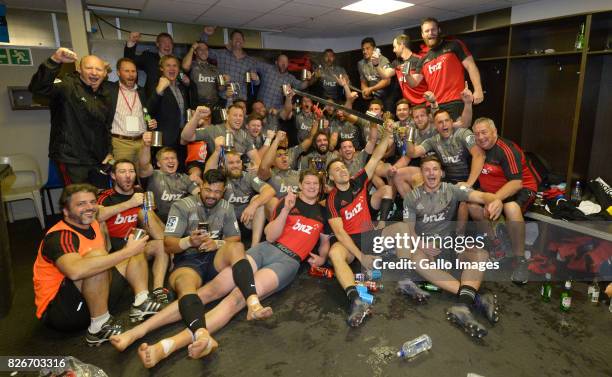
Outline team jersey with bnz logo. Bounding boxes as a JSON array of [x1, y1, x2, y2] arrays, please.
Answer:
[[225, 172, 268, 217], [420, 127, 476, 183], [273, 196, 330, 261], [97, 189, 140, 240], [164, 195, 240, 256], [327, 169, 374, 235], [147, 170, 198, 222], [415, 39, 471, 105], [403, 182, 473, 237]]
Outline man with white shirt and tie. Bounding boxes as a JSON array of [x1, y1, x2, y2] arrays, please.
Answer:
[[108, 58, 156, 164]]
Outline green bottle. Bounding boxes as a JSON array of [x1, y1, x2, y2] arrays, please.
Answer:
[[420, 282, 441, 292], [540, 273, 552, 302], [574, 23, 585, 50], [143, 107, 152, 123], [560, 280, 572, 311]]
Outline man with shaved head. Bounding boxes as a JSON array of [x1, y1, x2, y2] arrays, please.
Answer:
[[29, 47, 114, 187]]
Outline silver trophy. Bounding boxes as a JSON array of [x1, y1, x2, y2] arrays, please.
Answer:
[[151, 131, 163, 147], [125, 227, 147, 241], [301, 69, 308, 81], [225, 131, 235, 151], [282, 84, 291, 96], [143, 191, 156, 211]]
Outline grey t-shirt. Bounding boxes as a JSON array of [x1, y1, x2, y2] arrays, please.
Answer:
[[286, 144, 304, 170], [344, 150, 370, 177], [337, 121, 365, 150], [164, 195, 240, 256], [403, 182, 473, 237], [295, 111, 317, 143], [358, 55, 390, 98], [318, 65, 348, 101], [420, 128, 476, 183], [269, 168, 300, 198], [196, 124, 255, 158], [225, 172, 268, 217], [190, 60, 220, 105], [147, 170, 198, 222]]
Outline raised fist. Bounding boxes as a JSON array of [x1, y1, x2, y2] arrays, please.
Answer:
[[127, 32, 141, 47], [51, 48, 77, 64]]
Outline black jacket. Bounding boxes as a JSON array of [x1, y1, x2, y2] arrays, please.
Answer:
[[28, 58, 112, 165], [124, 45, 161, 98], [146, 83, 189, 149], [106, 81, 148, 129]]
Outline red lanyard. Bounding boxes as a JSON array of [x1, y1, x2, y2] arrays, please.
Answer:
[[119, 86, 137, 114]]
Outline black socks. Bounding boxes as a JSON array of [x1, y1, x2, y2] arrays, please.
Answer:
[[345, 286, 359, 303], [379, 198, 393, 221], [458, 285, 477, 306], [178, 294, 206, 333], [232, 259, 257, 300]]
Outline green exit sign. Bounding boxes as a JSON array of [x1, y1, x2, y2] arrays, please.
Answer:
[[0, 47, 32, 66]]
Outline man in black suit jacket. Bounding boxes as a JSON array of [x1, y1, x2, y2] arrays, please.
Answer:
[[124, 31, 175, 98], [147, 55, 189, 170], [108, 58, 155, 164]]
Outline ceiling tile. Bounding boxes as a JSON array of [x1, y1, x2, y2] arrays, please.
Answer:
[[196, 5, 265, 25], [292, 0, 356, 8], [270, 2, 335, 18], [245, 13, 311, 29], [141, 0, 215, 23], [423, 0, 498, 12], [216, 0, 288, 12], [86, 0, 148, 9]]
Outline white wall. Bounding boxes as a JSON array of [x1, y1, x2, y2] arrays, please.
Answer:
[[262, 30, 399, 52], [511, 0, 611, 24], [0, 48, 59, 221]]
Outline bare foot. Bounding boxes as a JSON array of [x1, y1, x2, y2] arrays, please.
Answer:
[[246, 303, 273, 321], [187, 328, 218, 359], [110, 327, 145, 352], [138, 342, 166, 369]]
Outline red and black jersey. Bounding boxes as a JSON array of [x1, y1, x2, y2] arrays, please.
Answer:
[[273, 197, 330, 261], [327, 169, 374, 235], [415, 39, 471, 105], [97, 188, 140, 243], [391, 54, 428, 105], [479, 137, 541, 194]]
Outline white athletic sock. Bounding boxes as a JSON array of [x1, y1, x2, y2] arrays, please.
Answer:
[[133, 290, 149, 306], [89, 312, 110, 334]]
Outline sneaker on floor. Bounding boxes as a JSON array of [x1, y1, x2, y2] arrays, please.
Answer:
[[396, 278, 430, 303], [473, 292, 500, 324], [511, 258, 529, 285], [85, 316, 123, 346], [446, 304, 488, 338], [129, 297, 163, 323], [347, 298, 372, 328], [152, 287, 170, 304]]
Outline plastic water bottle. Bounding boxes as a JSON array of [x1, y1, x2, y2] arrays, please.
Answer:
[[541, 273, 552, 302], [570, 181, 582, 204], [560, 280, 572, 312], [397, 334, 432, 359]]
